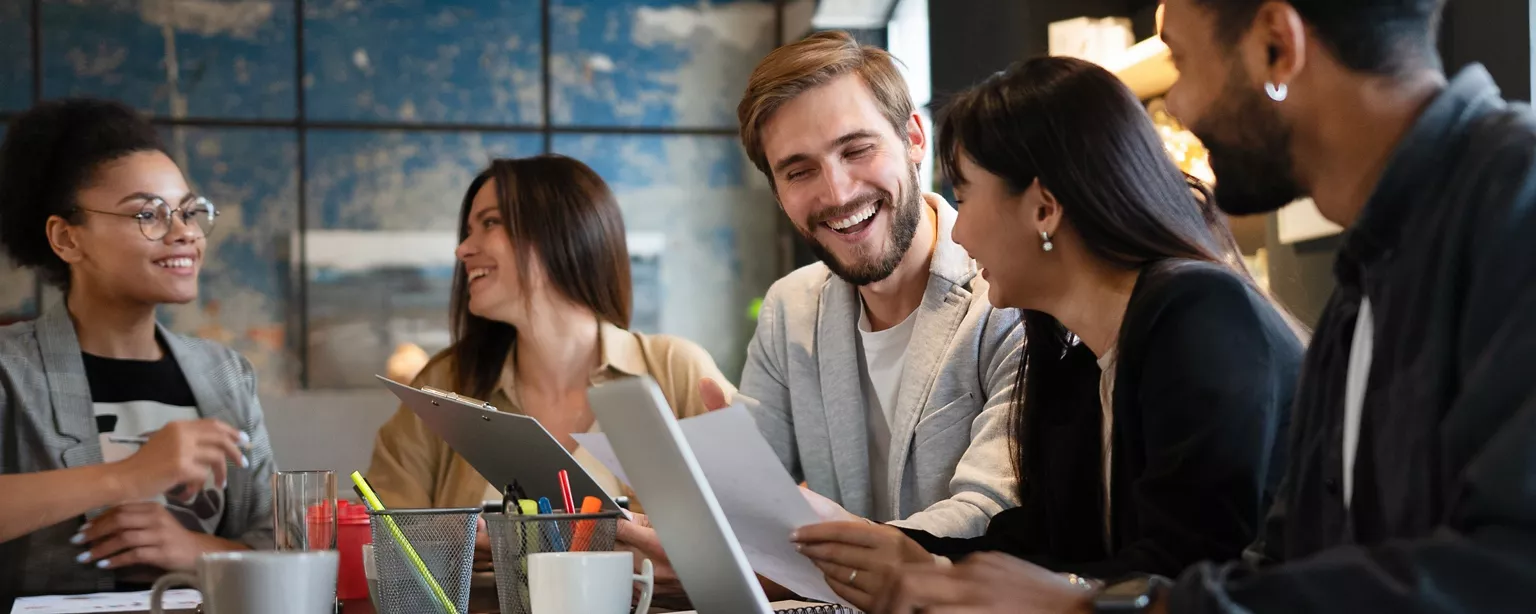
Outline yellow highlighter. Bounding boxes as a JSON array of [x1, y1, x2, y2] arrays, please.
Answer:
[[517, 499, 540, 574], [350, 471, 461, 614]]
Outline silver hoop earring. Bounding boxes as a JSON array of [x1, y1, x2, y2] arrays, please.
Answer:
[[1040, 231, 1054, 252], [1265, 81, 1289, 102]]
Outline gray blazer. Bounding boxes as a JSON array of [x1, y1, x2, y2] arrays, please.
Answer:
[[741, 196, 1024, 538], [0, 307, 276, 600]]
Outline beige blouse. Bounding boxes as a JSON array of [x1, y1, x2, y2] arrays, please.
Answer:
[[1098, 347, 1118, 550], [365, 321, 734, 514]]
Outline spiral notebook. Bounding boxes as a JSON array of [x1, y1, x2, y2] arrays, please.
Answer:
[[774, 602, 858, 613], [670, 601, 857, 613]]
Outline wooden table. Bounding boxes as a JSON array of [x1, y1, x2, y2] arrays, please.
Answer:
[[53, 571, 695, 614]]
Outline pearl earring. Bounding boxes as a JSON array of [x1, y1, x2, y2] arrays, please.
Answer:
[[1040, 231, 1054, 252], [1265, 81, 1289, 102]]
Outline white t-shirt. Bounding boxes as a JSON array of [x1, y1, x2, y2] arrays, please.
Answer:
[[1343, 298, 1375, 510], [857, 301, 919, 523], [85, 351, 226, 536]]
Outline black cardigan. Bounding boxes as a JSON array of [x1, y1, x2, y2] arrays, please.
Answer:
[[904, 260, 1303, 581]]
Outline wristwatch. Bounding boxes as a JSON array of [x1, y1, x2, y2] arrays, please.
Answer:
[[1092, 574, 1171, 613]]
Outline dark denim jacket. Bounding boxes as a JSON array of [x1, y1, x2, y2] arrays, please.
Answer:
[[1172, 64, 1536, 613]]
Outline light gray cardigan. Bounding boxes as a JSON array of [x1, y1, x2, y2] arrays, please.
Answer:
[[0, 307, 276, 600], [740, 196, 1024, 538]]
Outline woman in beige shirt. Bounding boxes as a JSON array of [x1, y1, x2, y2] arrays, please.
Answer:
[[366, 154, 733, 513]]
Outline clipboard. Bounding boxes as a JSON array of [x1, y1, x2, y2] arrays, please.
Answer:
[[375, 375, 621, 512]]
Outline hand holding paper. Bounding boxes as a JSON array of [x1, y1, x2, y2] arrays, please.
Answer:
[[792, 521, 937, 610], [578, 406, 846, 605]]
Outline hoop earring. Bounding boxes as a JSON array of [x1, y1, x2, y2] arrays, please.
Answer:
[[1040, 231, 1054, 252], [1265, 81, 1289, 102]]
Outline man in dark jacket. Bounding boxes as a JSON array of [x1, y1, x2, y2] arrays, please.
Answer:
[[872, 0, 1536, 612]]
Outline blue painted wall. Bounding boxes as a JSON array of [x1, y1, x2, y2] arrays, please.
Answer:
[[0, 0, 781, 390]]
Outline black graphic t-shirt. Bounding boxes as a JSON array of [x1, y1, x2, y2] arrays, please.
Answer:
[[84, 350, 226, 536]]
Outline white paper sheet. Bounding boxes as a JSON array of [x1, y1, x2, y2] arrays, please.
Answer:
[[799, 485, 860, 523], [580, 408, 845, 605], [11, 589, 201, 613], [686, 408, 845, 604], [572, 431, 630, 487], [570, 432, 635, 521], [577, 422, 858, 523]]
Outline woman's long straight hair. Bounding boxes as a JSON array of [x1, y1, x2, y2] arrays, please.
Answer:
[[936, 56, 1295, 508], [444, 155, 633, 398]]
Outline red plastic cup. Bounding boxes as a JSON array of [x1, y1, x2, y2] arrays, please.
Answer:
[[334, 500, 373, 600], [303, 502, 337, 549]]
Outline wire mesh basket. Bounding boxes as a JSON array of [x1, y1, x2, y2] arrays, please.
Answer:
[[486, 510, 623, 614], [368, 508, 479, 614]]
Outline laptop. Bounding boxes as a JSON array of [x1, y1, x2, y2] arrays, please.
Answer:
[[587, 376, 853, 614], [375, 375, 620, 511]]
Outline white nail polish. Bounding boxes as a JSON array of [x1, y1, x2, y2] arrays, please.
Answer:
[[95, 560, 109, 569], [69, 533, 85, 545], [240, 454, 250, 468], [76, 551, 90, 563], [238, 432, 251, 446]]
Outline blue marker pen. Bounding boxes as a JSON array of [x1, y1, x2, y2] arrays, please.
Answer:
[[537, 497, 568, 551]]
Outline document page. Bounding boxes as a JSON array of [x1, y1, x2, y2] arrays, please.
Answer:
[[11, 589, 200, 613], [575, 407, 845, 605]]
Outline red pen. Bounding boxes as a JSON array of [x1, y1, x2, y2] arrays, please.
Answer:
[[557, 469, 575, 515]]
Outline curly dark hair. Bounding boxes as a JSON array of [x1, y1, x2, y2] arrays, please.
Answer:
[[0, 98, 166, 288]]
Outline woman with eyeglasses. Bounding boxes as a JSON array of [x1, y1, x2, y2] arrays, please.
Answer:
[[0, 99, 276, 606]]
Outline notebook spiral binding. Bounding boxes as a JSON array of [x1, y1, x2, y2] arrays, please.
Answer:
[[775, 605, 856, 614]]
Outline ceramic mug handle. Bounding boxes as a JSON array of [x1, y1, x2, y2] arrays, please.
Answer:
[[150, 571, 201, 614], [632, 558, 655, 614]]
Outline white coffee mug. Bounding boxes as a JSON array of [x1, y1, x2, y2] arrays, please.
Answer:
[[150, 551, 339, 614], [528, 551, 654, 614]]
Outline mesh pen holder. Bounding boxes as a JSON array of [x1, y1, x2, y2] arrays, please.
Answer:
[[368, 508, 479, 614], [487, 510, 623, 614]]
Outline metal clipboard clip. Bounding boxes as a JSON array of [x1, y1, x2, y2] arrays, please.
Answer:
[[420, 385, 497, 411]]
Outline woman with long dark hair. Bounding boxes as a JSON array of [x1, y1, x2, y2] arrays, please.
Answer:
[[365, 155, 731, 564], [0, 99, 275, 606], [791, 56, 1304, 610]]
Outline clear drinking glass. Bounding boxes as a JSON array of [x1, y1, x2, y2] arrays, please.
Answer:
[[272, 470, 338, 551]]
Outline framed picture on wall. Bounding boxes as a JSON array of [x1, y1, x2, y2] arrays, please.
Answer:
[[301, 230, 459, 390]]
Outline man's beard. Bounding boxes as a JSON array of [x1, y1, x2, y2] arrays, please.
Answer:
[[1190, 63, 1305, 216], [799, 165, 923, 286]]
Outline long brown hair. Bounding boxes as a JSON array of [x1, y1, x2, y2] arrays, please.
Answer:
[[446, 155, 632, 398], [938, 56, 1299, 506]]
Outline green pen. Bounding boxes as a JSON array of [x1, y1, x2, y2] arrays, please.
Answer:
[[351, 472, 460, 614]]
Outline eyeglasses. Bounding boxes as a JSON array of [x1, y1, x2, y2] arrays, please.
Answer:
[[76, 195, 219, 241]]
